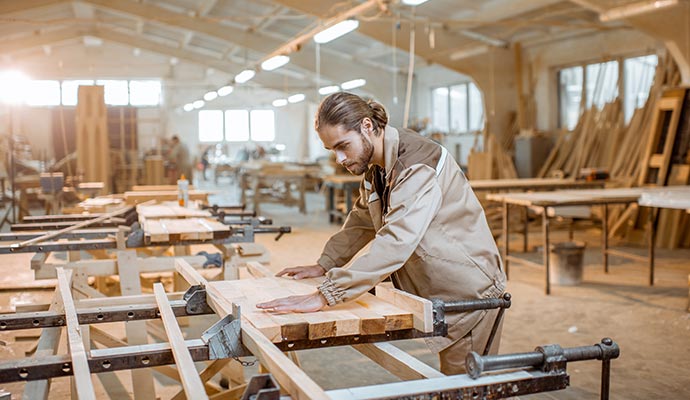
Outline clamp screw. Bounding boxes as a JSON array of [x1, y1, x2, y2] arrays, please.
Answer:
[[601, 338, 613, 346]]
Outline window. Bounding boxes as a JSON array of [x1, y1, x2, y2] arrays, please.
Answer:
[[96, 80, 129, 106], [225, 110, 250, 142], [585, 61, 618, 109], [432, 87, 449, 132], [129, 80, 161, 106], [624, 55, 658, 123], [432, 82, 484, 134], [558, 66, 583, 131], [61, 80, 95, 106], [199, 109, 275, 143], [250, 110, 275, 141], [557, 54, 658, 129], [198, 110, 224, 142], [25, 80, 61, 106]]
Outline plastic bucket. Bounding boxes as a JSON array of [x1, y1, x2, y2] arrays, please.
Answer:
[[549, 241, 586, 286]]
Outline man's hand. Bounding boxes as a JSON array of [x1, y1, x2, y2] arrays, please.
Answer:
[[256, 291, 327, 313], [275, 264, 326, 280]]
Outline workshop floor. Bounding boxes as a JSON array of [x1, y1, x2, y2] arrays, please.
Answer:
[[0, 176, 689, 399]]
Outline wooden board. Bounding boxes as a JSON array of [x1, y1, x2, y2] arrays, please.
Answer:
[[124, 190, 209, 205], [137, 204, 211, 220], [143, 218, 230, 243], [207, 277, 416, 343]]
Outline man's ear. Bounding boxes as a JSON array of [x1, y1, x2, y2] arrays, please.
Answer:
[[361, 117, 374, 135]]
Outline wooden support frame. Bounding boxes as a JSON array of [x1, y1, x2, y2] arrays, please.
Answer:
[[353, 342, 444, 381], [56, 267, 97, 400], [153, 283, 209, 400]]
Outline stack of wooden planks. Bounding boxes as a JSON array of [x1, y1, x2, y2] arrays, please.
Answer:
[[75, 86, 111, 194], [207, 277, 420, 343], [142, 218, 230, 243], [467, 133, 519, 180], [124, 190, 209, 205], [62, 196, 124, 214], [136, 203, 211, 222]]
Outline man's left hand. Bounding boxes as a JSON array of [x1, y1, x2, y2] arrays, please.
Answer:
[[256, 291, 327, 313]]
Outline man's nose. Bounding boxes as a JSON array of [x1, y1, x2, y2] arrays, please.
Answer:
[[335, 151, 347, 164]]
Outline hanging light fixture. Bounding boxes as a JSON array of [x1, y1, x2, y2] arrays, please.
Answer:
[[313, 19, 359, 44], [203, 91, 218, 101], [288, 93, 305, 103], [341, 79, 366, 90], [272, 98, 288, 107], [235, 69, 255, 83], [261, 55, 290, 71], [217, 85, 233, 96], [319, 85, 340, 95]]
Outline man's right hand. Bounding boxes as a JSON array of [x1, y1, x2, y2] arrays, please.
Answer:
[[275, 264, 326, 280]]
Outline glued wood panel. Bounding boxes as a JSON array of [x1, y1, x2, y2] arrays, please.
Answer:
[[207, 277, 415, 343]]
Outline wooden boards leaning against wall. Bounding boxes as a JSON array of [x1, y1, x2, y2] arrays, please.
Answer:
[[76, 86, 111, 194]]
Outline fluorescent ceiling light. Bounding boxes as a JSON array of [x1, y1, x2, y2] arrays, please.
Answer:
[[402, 0, 430, 5], [203, 91, 218, 101], [193, 100, 205, 109], [319, 85, 340, 95], [272, 99, 288, 107], [235, 69, 255, 83], [288, 93, 305, 103], [261, 55, 290, 71], [217, 85, 233, 96], [341, 78, 366, 90], [313, 19, 359, 44], [599, 0, 678, 22], [183, 103, 194, 112]]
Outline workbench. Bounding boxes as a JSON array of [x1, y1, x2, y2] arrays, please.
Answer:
[[239, 161, 322, 214], [0, 259, 620, 399], [323, 174, 362, 223], [487, 186, 690, 295]]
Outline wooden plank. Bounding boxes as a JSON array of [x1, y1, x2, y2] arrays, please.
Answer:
[[153, 283, 209, 400], [170, 360, 231, 400], [353, 342, 444, 380], [22, 289, 63, 400], [245, 261, 274, 279], [56, 267, 97, 400], [117, 250, 156, 399], [175, 258, 209, 287], [375, 284, 433, 333]]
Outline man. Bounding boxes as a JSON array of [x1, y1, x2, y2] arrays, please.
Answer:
[[167, 135, 193, 181], [257, 92, 506, 374]]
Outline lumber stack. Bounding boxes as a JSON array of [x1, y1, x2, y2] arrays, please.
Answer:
[[467, 133, 519, 180], [76, 86, 111, 194], [142, 217, 230, 243]]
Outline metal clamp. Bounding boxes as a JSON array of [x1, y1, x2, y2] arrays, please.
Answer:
[[201, 303, 252, 362], [182, 285, 214, 315], [240, 374, 280, 400], [432, 292, 512, 354]]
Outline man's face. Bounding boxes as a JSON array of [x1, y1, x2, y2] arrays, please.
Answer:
[[318, 123, 374, 175]]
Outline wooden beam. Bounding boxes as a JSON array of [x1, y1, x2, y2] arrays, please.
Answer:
[[353, 342, 444, 380], [174, 258, 209, 287], [245, 261, 273, 279], [0, 0, 66, 15], [56, 267, 97, 400], [375, 284, 433, 333], [153, 283, 209, 400]]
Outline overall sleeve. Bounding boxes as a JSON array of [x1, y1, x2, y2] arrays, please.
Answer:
[[318, 164, 442, 305], [317, 179, 376, 271]]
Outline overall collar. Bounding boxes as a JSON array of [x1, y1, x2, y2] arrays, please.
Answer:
[[382, 125, 399, 182]]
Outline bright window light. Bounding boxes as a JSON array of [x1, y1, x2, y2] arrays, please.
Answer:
[[61, 80, 94, 106], [217, 85, 233, 97], [25, 80, 61, 106], [313, 19, 359, 44], [0, 70, 30, 104], [193, 100, 205, 109], [203, 91, 218, 101], [288, 93, 305, 103], [198, 110, 224, 142], [129, 80, 161, 106], [402, 0, 430, 5], [225, 110, 250, 141], [272, 99, 288, 107], [341, 78, 366, 90], [319, 85, 340, 95], [250, 110, 275, 141], [183, 103, 194, 112], [96, 80, 129, 105], [261, 55, 290, 71], [235, 69, 255, 83]]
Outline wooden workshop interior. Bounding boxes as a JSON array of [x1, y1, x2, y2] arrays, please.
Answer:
[[0, 0, 689, 399]]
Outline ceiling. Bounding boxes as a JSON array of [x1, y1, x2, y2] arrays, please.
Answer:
[[0, 0, 663, 108]]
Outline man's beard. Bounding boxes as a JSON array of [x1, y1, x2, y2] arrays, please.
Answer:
[[345, 132, 374, 175]]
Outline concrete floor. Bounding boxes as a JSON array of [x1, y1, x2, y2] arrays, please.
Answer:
[[1, 175, 689, 399]]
